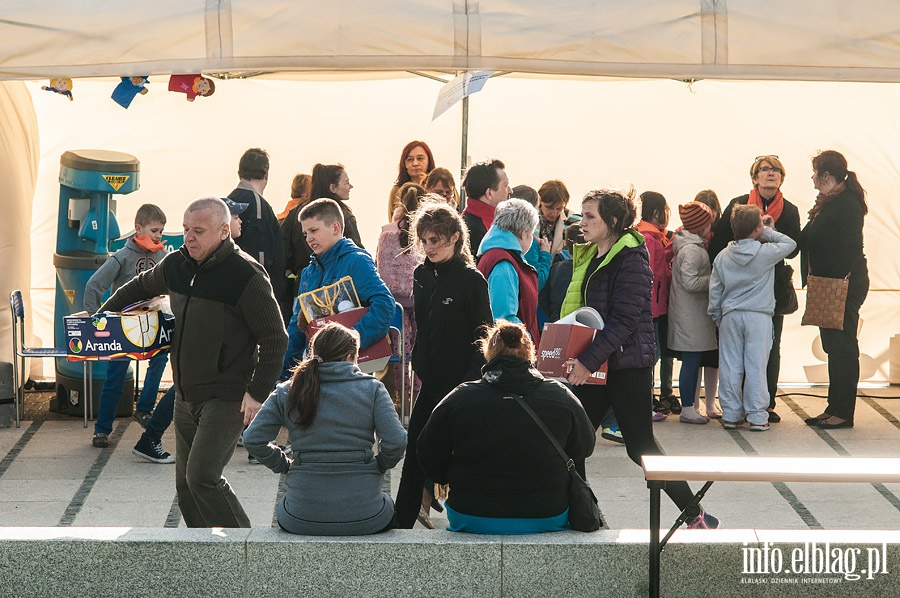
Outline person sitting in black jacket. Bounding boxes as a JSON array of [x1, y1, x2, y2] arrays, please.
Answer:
[[418, 321, 596, 534]]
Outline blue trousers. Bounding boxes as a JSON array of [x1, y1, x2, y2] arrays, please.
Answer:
[[718, 311, 773, 426], [145, 386, 175, 443], [95, 351, 168, 435], [677, 351, 703, 408], [280, 301, 306, 381]]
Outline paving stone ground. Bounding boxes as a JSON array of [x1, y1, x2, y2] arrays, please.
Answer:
[[3, 384, 900, 530]]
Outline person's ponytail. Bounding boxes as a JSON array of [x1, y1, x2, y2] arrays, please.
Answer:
[[844, 171, 868, 214], [286, 323, 360, 429]]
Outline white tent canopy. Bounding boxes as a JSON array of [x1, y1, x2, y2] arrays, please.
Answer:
[[3, 1, 900, 82]]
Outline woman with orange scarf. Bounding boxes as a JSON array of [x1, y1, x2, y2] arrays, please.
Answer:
[[708, 156, 801, 423]]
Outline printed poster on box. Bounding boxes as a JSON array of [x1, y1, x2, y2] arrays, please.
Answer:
[[65, 311, 175, 361]]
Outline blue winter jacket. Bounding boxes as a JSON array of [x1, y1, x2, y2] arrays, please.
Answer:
[[297, 238, 394, 349]]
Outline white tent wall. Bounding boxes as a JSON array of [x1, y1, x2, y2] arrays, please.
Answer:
[[0, 82, 40, 377], [17, 75, 900, 383]]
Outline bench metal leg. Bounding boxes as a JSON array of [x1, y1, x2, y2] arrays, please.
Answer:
[[649, 480, 716, 598], [649, 481, 662, 598]]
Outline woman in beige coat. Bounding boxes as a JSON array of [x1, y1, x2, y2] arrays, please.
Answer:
[[667, 202, 718, 424]]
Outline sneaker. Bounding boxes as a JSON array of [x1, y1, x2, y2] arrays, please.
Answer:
[[652, 398, 669, 415], [679, 412, 709, 424], [601, 427, 625, 444], [132, 435, 175, 464], [132, 410, 152, 428], [652, 411, 668, 422], [767, 410, 781, 423], [721, 419, 742, 430], [248, 453, 260, 465], [748, 422, 770, 432], [687, 509, 719, 529], [92, 432, 108, 448]]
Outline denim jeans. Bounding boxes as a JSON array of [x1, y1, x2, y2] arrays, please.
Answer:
[[677, 351, 703, 408], [145, 386, 175, 443], [280, 301, 306, 380], [94, 351, 168, 435]]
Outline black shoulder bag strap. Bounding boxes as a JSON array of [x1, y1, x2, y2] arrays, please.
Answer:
[[509, 393, 574, 471]]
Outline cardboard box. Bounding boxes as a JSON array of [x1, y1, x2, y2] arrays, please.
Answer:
[[308, 307, 392, 373], [535, 322, 607, 385], [65, 311, 175, 361]]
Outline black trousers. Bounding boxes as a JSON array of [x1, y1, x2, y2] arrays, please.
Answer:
[[394, 381, 449, 528], [820, 294, 865, 421], [574, 367, 701, 517], [766, 315, 784, 409]]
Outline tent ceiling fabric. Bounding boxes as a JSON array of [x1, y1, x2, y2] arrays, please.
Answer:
[[3, 1, 900, 81]]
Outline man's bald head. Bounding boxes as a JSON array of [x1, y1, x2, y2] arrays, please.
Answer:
[[185, 197, 230, 227], [183, 196, 230, 263]]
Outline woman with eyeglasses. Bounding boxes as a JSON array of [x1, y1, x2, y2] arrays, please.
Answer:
[[708, 155, 801, 424], [424, 167, 460, 210]]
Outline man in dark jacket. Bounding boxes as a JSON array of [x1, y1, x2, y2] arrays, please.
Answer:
[[228, 148, 289, 323], [100, 197, 288, 528], [461, 158, 511, 257]]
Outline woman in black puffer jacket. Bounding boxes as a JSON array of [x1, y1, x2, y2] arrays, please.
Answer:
[[561, 188, 719, 529]]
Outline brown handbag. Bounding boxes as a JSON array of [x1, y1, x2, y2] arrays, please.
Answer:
[[801, 272, 850, 331]]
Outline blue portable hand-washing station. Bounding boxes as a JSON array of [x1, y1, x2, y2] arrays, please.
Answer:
[[51, 150, 139, 418]]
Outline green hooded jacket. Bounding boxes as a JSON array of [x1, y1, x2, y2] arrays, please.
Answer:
[[560, 230, 644, 318]]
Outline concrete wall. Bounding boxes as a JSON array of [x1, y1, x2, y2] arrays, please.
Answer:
[[2, 528, 900, 597]]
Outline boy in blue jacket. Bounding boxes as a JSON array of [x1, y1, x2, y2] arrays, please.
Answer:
[[282, 199, 394, 375]]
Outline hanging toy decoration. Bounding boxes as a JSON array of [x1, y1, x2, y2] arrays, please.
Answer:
[[168, 74, 216, 102], [42, 78, 74, 101], [111, 76, 150, 109]]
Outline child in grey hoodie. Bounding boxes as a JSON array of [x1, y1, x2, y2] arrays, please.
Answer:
[[708, 205, 796, 430]]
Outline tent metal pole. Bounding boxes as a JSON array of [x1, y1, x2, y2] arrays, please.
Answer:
[[459, 93, 469, 210]]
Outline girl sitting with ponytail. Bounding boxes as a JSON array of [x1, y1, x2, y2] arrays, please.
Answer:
[[243, 322, 407, 535]]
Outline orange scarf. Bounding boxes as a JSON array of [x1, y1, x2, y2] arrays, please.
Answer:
[[133, 234, 164, 252], [748, 188, 784, 222], [636, 220, 671, 247], [277, 198, 301, 221]]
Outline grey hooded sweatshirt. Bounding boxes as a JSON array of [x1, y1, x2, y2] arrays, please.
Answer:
[[243, 361, 406, 535], [708, 228, 797, 324]]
